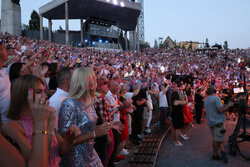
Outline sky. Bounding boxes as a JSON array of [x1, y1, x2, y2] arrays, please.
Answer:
[[1, 0, 250, 49]]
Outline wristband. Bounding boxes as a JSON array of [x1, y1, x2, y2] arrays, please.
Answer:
[[32, 130, 48, 136], [93, 131, 96, 138]]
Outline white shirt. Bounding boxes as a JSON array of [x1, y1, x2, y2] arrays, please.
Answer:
[[146, 92, 153, 110], [125, 92, 134, 113], [0, 68, 11, 123], [125, 92, 133, 101], [106, 90, 120, 123], [159, 91, 168, 108], [49, 88, 68, 129]]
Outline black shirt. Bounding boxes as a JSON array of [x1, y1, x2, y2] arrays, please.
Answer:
[[195, 93, 203, 107]]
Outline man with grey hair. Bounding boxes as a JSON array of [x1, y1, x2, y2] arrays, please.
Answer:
[[49, 67, 73, 129]]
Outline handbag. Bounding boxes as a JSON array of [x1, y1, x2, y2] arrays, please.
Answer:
[[183, 105, 193, 123]]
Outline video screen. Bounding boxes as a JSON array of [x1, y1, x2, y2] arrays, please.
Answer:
[[233, 87, 244, 94]]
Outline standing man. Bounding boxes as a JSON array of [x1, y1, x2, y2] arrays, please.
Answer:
[[195, 89, 204, 124], [0, 43, 11, 124], [204, 87, 233, 163], [49, 67, 73, 129], [132, 82, 147, 144], [106, 81, 128, 164], [94, 78, 111, 166]]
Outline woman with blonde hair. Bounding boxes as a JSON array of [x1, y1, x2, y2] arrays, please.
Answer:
[[59, 67, 111, 167]]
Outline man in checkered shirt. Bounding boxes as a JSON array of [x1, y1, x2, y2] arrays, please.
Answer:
[[94, 78, 112, 166]]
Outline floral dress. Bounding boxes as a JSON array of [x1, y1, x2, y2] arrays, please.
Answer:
[[58, 98, 103, 167]]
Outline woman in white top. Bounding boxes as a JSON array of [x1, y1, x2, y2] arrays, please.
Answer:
[[145, 87, 153, 133]]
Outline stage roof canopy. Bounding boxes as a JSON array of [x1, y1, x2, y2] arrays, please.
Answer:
[[39, 0, 141, 31]]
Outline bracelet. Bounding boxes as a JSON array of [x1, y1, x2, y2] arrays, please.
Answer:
[[93, 131, 96, 139], [32, 130, 48, 136]]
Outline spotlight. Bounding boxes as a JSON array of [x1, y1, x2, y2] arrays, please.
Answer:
[[113, 0, 118, 5], [106, 0, 110, 2], [99, 39, 103, 43], [120, 1, 125, 7], [85, 39, 88, 43], [92, 41, 96, 45], [105, 40, 109, 43]]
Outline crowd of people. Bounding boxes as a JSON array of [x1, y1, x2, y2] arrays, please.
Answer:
[[0, 32, 249, 166]]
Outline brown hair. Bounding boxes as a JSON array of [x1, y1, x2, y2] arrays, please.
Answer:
[[7, 75, 44, 120], [171, 91, 180, 106]]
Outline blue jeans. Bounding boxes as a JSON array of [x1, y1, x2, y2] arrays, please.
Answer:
[[160, 107, 168, 125]]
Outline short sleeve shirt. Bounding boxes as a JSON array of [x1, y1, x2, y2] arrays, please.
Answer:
[[0, 68, 11, 123], [204, 95, 225, 127]]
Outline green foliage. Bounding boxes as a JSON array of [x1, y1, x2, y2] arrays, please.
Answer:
[[181, 44, 186, 50], [29, 10, 40, 30], [188, 41, 193, 50], [205, 38, 210, 48], [154, 39, 158, 48], [223, 41, 228, 50], [21, 24, 29, 31], [140, 42, 150, 49]]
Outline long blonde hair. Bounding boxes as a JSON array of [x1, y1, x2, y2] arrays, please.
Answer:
[[68, 67, 97, 106]]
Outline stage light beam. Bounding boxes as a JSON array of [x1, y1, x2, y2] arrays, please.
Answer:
[[113, 0, 118, 5], [120, 1, 125, 7]]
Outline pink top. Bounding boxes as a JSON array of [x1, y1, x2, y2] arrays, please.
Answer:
[[20, 115, 61, 167]]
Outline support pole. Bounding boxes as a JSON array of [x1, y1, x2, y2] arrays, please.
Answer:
[[65, 2, 69, 45], [80, 19, 84, 42], [129, 31, 133, 50], [133, 30, 136, 50], [40, 15, 43, 41], [136, 18, 140, 51], [48, 19, 52, 42], [125, 31, 128, 50]]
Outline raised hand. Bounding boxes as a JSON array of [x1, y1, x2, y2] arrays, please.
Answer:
[[28, 88, 49, 131], [41, 65, 49, 77]]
